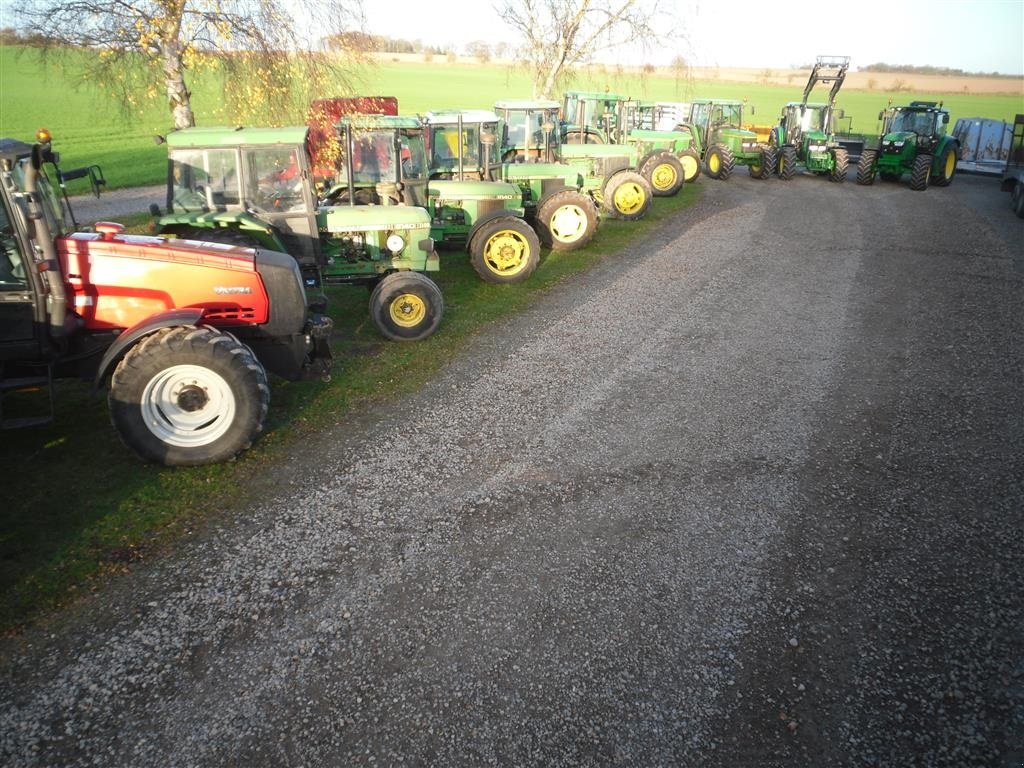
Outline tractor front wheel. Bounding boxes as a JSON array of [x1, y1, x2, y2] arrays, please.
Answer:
[[830, 148, 849, 183], [778, 146, 798, 180], [856, 149, 878, 185], [909, 153, 932, 191], [470, 217, 541, 283], [108, 326, 269, 466], [749, 147, 777, 179], [602, 171, 652, 221], [536, 190, 599, 251], [369, 271, 444, 340], [1014, 183, 1024, 219], [704, 144, 734, 180], [641, 152, 685, 196], [677, 148, 701, 182], [932, 145, 957, 187]]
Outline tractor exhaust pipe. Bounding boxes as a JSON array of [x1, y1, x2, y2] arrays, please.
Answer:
[[25, 135, 68, 338], [345, 123, 355, 207]]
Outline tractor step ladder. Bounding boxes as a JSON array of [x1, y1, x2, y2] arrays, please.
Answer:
[[0, 361, 55, 429]]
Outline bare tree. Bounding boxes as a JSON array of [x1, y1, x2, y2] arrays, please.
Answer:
[[14, 0, 366, 129], [495, 0, 670, 99]]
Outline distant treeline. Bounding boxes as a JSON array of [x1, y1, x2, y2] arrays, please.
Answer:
[[858, 62, 1016, 79]]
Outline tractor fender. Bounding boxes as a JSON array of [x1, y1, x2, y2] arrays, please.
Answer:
[[933, 136, 960, 166], [92, 308, 205, 391], [637, 150, 667, 171], [467, 209, 526, 245], [536, 185, 580, 209], [157, 211, 283, 251]]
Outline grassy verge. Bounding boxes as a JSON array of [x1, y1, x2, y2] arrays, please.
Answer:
[[0, 188, 698, 632]]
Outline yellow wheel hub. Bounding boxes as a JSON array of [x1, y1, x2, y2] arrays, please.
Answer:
[[389, 292, 427, 328], [708, 154, 720, 174], [944, 151, 955, 178], [613, 183, 645, 215], [484, 230, 529, 276], [550, 205, 587, 243], [651, 163, 678, 191], [681, 156, 699, 180]]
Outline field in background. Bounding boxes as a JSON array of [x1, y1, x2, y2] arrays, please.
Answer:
[[1, 45, 1021, 192]]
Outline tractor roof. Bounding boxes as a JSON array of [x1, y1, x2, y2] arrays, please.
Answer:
[[166, 125, 309, 148], [563, 90, 628, 101], [494, 100, 560, 111], [894, 103, 948, 113], [691, 98, 744, 106], [785, 102, 828, 108], [336, 114, 422, 130], [0, 138, 32, 167], [423, 110, 500, 125]]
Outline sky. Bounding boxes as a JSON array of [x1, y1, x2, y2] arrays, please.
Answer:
[[362, 0, 1024, 76]]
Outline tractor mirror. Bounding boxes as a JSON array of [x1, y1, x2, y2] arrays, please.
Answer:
[[942, 114, 949, 124], [749, 105, 755, 115], [878, 111, 884, 120], [835, 109, 845, 119]]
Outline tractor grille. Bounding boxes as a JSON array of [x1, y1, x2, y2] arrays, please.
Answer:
[[475, 199, 504, 218], [203, 307, 257, 321]]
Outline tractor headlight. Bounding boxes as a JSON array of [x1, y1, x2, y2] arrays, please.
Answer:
[[894, 141, 905, 147], [386, 233, 406, 254]]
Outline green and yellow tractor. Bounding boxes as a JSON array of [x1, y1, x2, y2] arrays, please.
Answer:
[[684, 99, 775, 180], [856, 101, 959, 191], [771, 56, 851, 182]]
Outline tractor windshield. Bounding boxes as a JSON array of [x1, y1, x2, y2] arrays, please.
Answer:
[[168, 148, 241, 213], [503, 109, 559, 155], [890, 110, 936, 136], [430, 124, 481, 169], [692, 102, 743, 130], [243, 146, 307, 213], [7, 158, 69, 237], [336, 129, 426, 185]]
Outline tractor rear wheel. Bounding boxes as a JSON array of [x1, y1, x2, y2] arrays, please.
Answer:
[[470, 217, 541, 283], [108, 326, 269, 466], [830, 148, 849, 183], [641, 151, 685, 196], [602, 171, 652, 220], [1012, 183, 1024, 219], [777, 146, 798, 180], [536, 189, 599, 251], [369, 271, 444, 340], [909, 153, 932, 191], [931, 145, 957, 187], [749, 147, 777, 179], [704, 144, 734, 180], [856, 149, 878, 185], [677, 148, 701, 182]]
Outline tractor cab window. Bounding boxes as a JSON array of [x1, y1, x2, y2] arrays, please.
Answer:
[[8, 159, 68, 237], [715, 103, 742, 128], [399, 130, 427, 180], [337, 130, 398, 185], [243, 147, 306, 213], [169, 148, 240, 212], [891, 110, 935, 136], [430, 125, 480, 169], [0, 199, 27, 289]]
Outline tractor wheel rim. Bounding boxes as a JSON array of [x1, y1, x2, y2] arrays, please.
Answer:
[[613, 183, 645, 214], [680, 155, 699, 180], [709, 154, 720, 173], [944, 152, 955, 178], [389, 292, 427, 328], [550, 205, 588, 243], [651, 163, 678, 191], [140, 364, 235, 448], [485, 230, 529, 275]]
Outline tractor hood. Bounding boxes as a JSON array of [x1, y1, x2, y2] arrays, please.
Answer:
[[318, 203, 431, 231], [428, 179, 520, 201], [719, 127, 758, 141], [881, 131, 918, 150]]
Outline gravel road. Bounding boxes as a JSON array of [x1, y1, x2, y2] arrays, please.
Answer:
[[2, 171, 1021, 767], [66, 184, 166, 223]]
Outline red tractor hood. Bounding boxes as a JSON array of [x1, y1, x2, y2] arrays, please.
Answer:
[[58, 232, 271, 331]]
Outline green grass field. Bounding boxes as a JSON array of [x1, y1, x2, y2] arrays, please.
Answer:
[[1, 45, 1021, 191]]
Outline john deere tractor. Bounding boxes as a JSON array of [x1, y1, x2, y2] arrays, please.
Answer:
[[561, 90, 629, 144], [425, 109, 600, 251], [331, 114, 542, 285], [771, 56, 851, 182], [684, 99, 775, 180], [856, 101, 959, 191], [495, 99, 654, 221], [154, 125, 443, 341]]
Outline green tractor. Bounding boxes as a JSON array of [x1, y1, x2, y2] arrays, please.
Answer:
[[495, 99, 654, 221], [330, 114, 541, 285], [683, 99, 775, 180], [424, 109, 600, 251], [771, 56, 851, 182], [856, 101, 959, 190], [154, 125, 443, 342], [559, 92, 691, 196], [618, 102, 702, 186]]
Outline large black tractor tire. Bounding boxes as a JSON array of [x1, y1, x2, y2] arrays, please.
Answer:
[[470, 217, 541, 283], [536, 189, 599, 251], [108, 326, 269, 467], [602, 171, 653, 221], [856, 149, 878, 185], [1012, 183, 1024, 219], [704, 144, 734, 180], [677, 148, 701, 182], [931, 145, 957, 187], [830, 147, 849, 183], [909, 153, 932, 191], [749, 147, 777, 179], [777, 145, 798, 181], [369, 271, 444, 340], [640, 151, 685, 197]]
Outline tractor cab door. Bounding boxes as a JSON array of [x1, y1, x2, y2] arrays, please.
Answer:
[[0, 198, 37, 350], [241, 146, 319, 266]]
